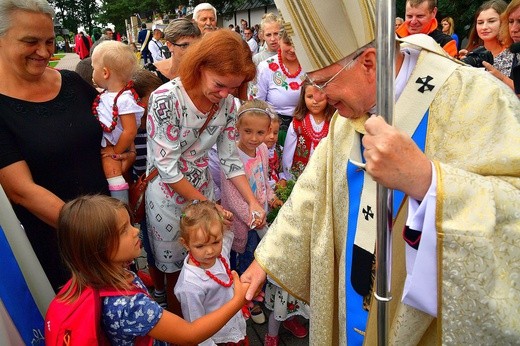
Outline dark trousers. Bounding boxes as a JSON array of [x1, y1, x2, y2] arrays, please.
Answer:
[[141, 49, 152, 64], [230, 230, 260, 275]]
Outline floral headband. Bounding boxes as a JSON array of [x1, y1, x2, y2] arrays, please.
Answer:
[[237, 107, 276, 120]]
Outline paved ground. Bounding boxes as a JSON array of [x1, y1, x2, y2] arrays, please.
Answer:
[[55, 52, 310, 346], [54, 52, 81, 70]]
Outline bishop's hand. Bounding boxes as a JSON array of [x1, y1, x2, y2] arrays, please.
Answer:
[[362, 115, 432, 200]]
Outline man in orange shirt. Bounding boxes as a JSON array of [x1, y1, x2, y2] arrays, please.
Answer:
[[396, 0, 458, 57]]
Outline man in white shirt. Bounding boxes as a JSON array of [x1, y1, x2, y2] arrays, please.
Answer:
[[148, 27, 165, 62], [244, 28, 258, 54]]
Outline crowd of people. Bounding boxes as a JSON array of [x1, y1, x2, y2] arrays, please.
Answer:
[[0, 0, 519, 345]]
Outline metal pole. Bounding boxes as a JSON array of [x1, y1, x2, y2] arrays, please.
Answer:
[[375, 0, 395, 345]]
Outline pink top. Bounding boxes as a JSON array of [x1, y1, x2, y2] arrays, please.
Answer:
[[220, 143, 275, 253]]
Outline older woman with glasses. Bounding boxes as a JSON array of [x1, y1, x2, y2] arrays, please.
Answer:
[[144, 18, 201, 83]]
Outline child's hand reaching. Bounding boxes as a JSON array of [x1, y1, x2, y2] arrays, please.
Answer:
[[231, 270, 250, 305], [269, 197, 283, 209], [276, 179, 287, 189]]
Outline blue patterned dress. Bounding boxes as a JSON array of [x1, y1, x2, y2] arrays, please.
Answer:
[[102, 273, 166, 345]]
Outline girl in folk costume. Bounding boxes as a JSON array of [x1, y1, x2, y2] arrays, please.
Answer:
[[91, 40, 144, 203], [263, 115, 283, 189], [280, 81, 335, 182], [52, 195, 249, 345], [174, 200, 249, 345]]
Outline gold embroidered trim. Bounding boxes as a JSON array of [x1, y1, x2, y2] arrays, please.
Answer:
[[434, 160, 444, 344]]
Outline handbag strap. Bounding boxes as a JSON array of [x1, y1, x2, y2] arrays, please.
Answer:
[[199, 105, 218, 134], [143, 167, 158, 183]]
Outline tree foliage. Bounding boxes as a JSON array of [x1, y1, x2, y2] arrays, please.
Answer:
[[52, 0, 510, 45], [49, 0, 99, 35]]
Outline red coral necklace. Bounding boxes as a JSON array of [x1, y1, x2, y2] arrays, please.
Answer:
[[92, 81, 140, 133], [303, 114, 330, 148], [189, 253, 234, 287], [278, 49, 301, 79]]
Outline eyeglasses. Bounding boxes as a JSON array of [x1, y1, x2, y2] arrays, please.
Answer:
[[171, 42, 190, 49], [305, 54, 360, 92]]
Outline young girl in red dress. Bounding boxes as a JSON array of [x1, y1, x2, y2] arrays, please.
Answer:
[[280, 81, 336, 183], [263, 115, 283, 189]]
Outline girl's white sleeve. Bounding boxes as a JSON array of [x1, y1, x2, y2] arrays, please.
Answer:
[[281, 122, 297, 181]]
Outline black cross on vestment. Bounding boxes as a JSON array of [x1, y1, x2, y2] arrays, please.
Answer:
[[362, 205, 374, 221], [416, 75, 435, 93]]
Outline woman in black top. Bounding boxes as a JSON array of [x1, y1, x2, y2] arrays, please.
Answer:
[[0, 0, 115, 291]]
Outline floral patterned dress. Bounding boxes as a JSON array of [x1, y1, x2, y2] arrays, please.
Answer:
[[145, 78, 245, 273], [264, 278, 310, 322]]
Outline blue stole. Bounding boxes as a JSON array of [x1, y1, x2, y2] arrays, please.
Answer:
[[345, 110, 429, 344], [0, 225, 45, 345]]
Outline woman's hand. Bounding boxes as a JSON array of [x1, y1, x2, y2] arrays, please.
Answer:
[[215, 204, 234, 227], [101, 148, 136, 174], [458, 48, 468, 60]]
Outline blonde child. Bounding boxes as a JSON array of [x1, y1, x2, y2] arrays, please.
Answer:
[[91, 40, 144, 203], [52, 195, 249, 345], [174, 200, 248, 345], [263, 115, 283, 189], [220, 100, 283, 324], [280, 80, 335, 182]]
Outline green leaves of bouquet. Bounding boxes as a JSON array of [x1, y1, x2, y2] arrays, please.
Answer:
[[266, 180, 295, 224]]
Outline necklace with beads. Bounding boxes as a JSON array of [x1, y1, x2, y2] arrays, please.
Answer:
[[278, 49, 302, 78], [188, 253, 234, 287], [302, 114, 329, 148], [92, 81, 140, 133]]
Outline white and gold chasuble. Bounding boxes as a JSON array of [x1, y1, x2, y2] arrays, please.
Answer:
[[255, 41, 520, 345]]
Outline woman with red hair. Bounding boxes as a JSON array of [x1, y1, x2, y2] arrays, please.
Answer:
[[145, 29, 266, 315]]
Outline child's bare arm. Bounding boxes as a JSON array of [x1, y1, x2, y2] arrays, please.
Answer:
[[113, 113, 138, 154], [147, 271, 249, 344]]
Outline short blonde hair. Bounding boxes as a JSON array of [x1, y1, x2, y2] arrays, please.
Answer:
[[260, 12, 282, 31], [179, 200, 224, 244], [92, 40, 138, 82]]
